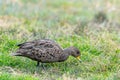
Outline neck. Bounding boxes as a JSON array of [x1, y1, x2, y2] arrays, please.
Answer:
[[58, 48, 71, 62], [63, 48, 72, 55]]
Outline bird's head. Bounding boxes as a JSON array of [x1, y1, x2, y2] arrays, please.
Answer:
[[64, 46, 82, 62]]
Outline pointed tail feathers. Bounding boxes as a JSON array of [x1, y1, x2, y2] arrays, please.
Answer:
[[10, 53, 22, 56]]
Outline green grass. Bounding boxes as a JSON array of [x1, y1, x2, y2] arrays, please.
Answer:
[[0, 0, 120, 80]]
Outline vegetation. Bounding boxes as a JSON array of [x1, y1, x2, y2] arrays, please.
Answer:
[[0, 0, 120, 80]]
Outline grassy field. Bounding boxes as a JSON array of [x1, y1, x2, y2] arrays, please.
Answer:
[[0, 0, 120, 80]]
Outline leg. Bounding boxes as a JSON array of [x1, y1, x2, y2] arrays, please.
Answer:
[[36, 61, 40, 67], [36, 62, 40, 73]]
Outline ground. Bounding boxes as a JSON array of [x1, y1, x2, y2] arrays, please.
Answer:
[[0, 0, 120, 80]]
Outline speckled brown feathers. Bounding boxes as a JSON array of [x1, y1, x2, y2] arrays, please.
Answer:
[[12, 39, 81, 66]]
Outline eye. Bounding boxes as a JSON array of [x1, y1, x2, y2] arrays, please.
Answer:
[[77, 51, 79, 54]]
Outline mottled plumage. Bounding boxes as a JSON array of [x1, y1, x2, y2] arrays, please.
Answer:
[[11, 39, 81, 66]]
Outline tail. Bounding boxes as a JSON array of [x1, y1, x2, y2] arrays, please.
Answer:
[[10, 53, 22, 56]]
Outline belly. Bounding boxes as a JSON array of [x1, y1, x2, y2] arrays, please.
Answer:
[[29, 56, 60, 63]]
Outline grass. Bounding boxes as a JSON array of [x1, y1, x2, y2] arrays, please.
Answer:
[[0, 0, 120, 80]]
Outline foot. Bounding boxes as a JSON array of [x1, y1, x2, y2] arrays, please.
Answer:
[[41, 63, 46, 70]]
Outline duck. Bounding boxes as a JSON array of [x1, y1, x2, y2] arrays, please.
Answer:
[[11, 39, 81, 67]]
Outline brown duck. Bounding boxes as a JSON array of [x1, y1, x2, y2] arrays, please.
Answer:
[[11, 39, 81, 66]]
